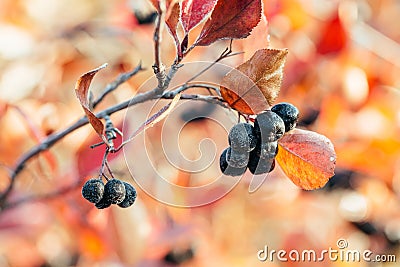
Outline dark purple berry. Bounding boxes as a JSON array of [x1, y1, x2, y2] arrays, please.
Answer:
[[81, 179, 104, 204], [95, 197, 112, 209], [104, 179, 126, 204], [164, 247, 194, 264], [248, 154, 275, 175], [254, 110, 285, 142], [228, 123, 257, 152], [271, 102, 299, 132], [253, 140, 278, 159], [219, 148, 247, 176], [118, 182, 137, 208], [226, 147, 249, 168]]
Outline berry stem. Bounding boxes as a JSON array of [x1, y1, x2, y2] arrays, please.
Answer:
[[98, 149, 110, 181], [104, 160, 115, 180]]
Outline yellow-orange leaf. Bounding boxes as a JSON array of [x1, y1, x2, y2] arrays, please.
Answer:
[[276, 129, 336, 190], [220, 48, 288, 115]]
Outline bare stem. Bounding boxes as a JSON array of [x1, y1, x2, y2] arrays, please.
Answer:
[[92, 62, 143, 108], [2, 180, 82, 211], [153, 1, 167, 93], [186, 49, 243, 84], [99, 149, 110, 180]]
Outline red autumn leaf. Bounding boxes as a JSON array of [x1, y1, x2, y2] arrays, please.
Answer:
[[276, 129, 336, 190], [74, 64, 107, 141], [316, 13, 347, 54], [220, 48, 288, 115], [195, 0, 262, 46], [181, 0, 217, 33]]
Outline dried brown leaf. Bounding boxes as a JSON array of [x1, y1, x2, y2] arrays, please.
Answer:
[[74, 64, 107, 140], [220, 48, 288, 115]]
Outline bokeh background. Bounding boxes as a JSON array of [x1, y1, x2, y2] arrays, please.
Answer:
[[0, 0, 400, 266]]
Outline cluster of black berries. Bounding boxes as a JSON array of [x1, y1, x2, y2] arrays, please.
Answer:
[[220, 102, 299, 176], [81, 178, 137, 209]]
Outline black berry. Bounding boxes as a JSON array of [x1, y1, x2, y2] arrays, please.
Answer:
[[226, 147, 249, 168], [95, 197, 112, 209], [118, 182, 137, 208], [104, 179, 126, 204], [219, 148, 247, 176], [271, 102, 299, 132], [254, 110, 285, 142], [253, 140, 278, 159], [164, 247, 194, 264], [228, 123, 257, 152], [81, 179, 104, 204], [248, 154, 275, 175]]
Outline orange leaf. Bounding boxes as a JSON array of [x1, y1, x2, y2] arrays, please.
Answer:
[[220, 48, 288, 115], [276, 129, 336, 190], [195, 0, 261, 46], [166, 1, 181, 54], [74, 64, 107, 141]]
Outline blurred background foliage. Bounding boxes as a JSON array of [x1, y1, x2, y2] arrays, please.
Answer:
[[0, 0, 400, 266]]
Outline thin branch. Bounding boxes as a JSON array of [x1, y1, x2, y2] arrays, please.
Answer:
[[162, 82, 220, 98], [105, 161, 115, 179], [2, 180, 82, 211], [0, 42, 237, 209], [162, 94, 228, 109], [186, 50, 243, 84], [0, 80, 229, 210], [115, 92, 181, 151], [92, 62, 143, 108], [153, 1, 167, 93], [98, 149, 110, 180]]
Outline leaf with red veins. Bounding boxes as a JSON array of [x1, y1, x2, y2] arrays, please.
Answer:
[[181, 0, 217, 33], [195, 0, 262, 46], [74, 64, 107, 142], [276, 129, 336, 190]]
